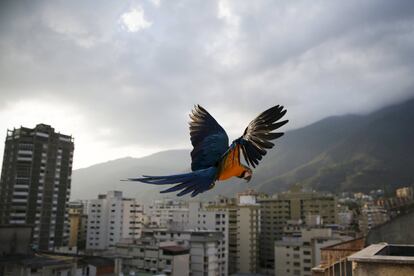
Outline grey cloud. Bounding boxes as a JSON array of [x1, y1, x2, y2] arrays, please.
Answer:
[[1, 0, 414, 152]]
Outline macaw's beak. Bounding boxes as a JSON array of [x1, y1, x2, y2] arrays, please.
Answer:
[[244, 170, 252, 182]]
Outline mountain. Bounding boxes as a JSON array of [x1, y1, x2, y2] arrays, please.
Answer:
[[256, 98, 414, 194], [71, 150, 190, 201], [71, 98, 414, 200]]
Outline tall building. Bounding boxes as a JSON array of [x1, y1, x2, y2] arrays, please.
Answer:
[[258, 190, 337, 271], [86, 191, 143, 250], [188, 201, 228, 276], [68, 201, 87, 250], [206, 190, 260, 275], [0, 124, 74, 250]]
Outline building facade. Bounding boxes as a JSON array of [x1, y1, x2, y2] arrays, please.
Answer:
[[204, 192, 261, 275], [358, 203, 389, 234], [68, 201, 87, 250], [0, 124, 74, 250], [144, 198, 188, 228], [86, 191, 143, 250], [188, 201, 228, 276], [274, 226, 351, 276], [259, 191, 337, 271]]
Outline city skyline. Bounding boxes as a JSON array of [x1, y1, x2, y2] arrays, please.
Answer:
[[1, 1, 414, 169]]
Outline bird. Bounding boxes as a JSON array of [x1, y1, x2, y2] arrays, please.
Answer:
[[127, 104, 288, 197]]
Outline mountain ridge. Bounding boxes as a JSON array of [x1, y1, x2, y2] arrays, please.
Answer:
[[71, 97, 414, 200]]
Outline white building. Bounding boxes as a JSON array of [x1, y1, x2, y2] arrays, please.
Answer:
[[188, 201, 228, 276], [132, 228, 224, 276], [145, 198, 189, 228], [274, 226, 352, 276], [86, 191, 143, 250], [116, 239, 190, 276]]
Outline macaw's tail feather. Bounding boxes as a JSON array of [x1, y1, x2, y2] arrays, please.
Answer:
[[128, 167, 217, 197]]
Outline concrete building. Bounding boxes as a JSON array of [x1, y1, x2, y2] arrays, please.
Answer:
[[68, 201, 87, 250], [237, 194, 260, 274], [188, 201, 228, 276], [274, 226, 352, 276], [358, 203, 389, 235], [86, 191, 143, 250], [204, 192, 260, 275], [348, 243, 414, 276], [117, 228, 223, 276], [396, 186, 413, 200], [116, 239, 190, 276], [144, 198, 188, 228], [0, 124, 74, 250], [259, 191, 337, 271], [312, 237, 365, 276], [190, 231, 224, 276]]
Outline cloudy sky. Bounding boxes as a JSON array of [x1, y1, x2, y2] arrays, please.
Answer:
[[1, 0, 414, 169]]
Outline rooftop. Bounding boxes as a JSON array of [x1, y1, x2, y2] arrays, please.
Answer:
[[348, 243, 414, 265]]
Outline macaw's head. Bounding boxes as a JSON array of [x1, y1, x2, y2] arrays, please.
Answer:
[[239, 166, 253, 182]]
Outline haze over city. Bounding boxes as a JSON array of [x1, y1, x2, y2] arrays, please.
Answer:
[[1, 0, 414, 169]]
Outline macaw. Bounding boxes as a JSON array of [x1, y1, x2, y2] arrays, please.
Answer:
[[127, 105, 288, 197]]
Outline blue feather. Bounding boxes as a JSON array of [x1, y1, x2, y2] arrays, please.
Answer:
[[128, 167, 217, 197]]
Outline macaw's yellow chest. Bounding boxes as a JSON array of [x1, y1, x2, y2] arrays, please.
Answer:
[[217, 145, 245, 181]]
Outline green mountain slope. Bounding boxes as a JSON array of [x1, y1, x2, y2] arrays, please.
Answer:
[[257, 98, 414, 194]]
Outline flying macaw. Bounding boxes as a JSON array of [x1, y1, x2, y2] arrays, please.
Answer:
[[127, 105, 288, 197]]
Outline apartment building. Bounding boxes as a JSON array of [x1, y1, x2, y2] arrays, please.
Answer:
[[358, 203, 389, 234], [205, 190, 260, 275], [188, 201, 228, 276], [68, 201, 87, 250], [0, 124, 74, 250], [121, 228, 224, 276], [258, 190, 337, 271], [145, 198, 188, 228], [274, 226, 352, 276], [116, 239, 190, 276], [86, 191, 143, 250]]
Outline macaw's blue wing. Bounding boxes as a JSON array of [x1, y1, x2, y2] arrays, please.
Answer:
[[233, 105, 288, 168], [128, 167, 217, 197], [189, 105, 229, 171]]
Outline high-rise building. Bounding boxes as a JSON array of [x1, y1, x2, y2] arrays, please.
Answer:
[[258, 190, 337, 271], [206, 190, 260, 275], [236, 190, 260, 274], [68, 201, 87, 250], [86, 191, 143, 250], [0, 124, 74, 250], [188, 201, 228, 276]]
